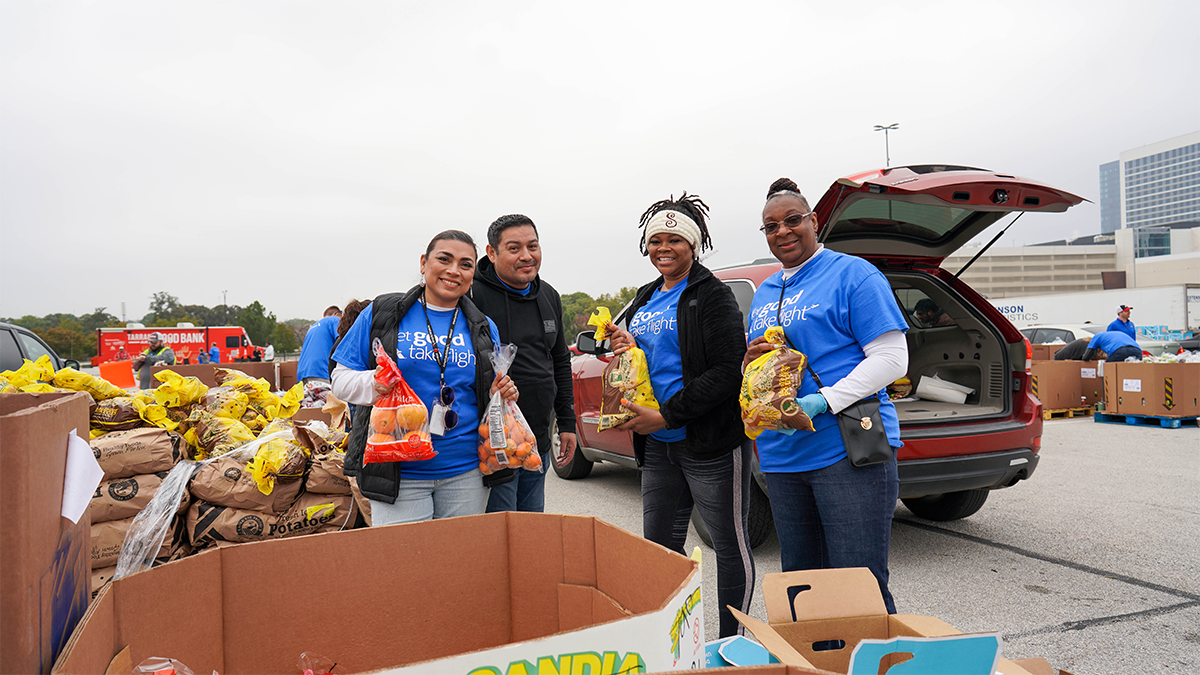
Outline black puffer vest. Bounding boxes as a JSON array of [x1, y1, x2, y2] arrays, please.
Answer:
[[340, 285, 513, 503]]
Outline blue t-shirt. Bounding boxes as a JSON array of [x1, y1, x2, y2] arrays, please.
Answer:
[[297, 316, 341, 380], [1088, 330, 1138, 353], [332, 301, 502, 479], [1106, 319, 1136, 340], [209, 346, 220, 363], [746, 250, 908, 473], [629, 279, 688, 442]]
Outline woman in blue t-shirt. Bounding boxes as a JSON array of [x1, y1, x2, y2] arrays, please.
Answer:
[[331, 230, 518, 526], [744, 178, 909, 613], [603, 193, 754, 638]]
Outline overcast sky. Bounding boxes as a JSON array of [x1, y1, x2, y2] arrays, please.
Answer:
[[2, 0, 1197, 323]]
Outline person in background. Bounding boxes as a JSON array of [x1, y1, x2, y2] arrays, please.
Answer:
[[1052, 337, 1091, 361], [116, 346, 130, 361], [744, 177, 908, 614], [471, 214, 576, 514], [197, 349, 209, 364], [132, 332, 176, 390], [914, 299, 955, 327], [330, 299, 371, 434], [1082, 330, 1142, 362], [298, 305, 343, 386], [1107, 305, 1136, 340], [601, 193, 754, 638], [263, 344, 274, 361], [331, 230, 518, 524], [209, 342, 220, 364]]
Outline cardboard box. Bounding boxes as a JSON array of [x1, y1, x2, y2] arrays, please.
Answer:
[[54, 512, 704, 674], [732, 568, 1039, 675], [1030, 344, 1056, 361], [278, 359, 299, 391], [290, 406, 334, 425], [1030, 361, 1084, 410], [1107, 361, 1200, 417], [1, 392, 94, 675], [1078, 361, 1104, 407]]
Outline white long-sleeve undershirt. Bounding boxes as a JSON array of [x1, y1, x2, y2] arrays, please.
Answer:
[[816, 329, 908, 414], [331, 363, 380, 407]]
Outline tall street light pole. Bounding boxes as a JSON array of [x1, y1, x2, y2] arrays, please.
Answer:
[[222, 290, 228, 324], [874, 123, 899, 167]]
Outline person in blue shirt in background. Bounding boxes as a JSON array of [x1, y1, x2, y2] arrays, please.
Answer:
[[209, 342, 220, 364], [298, 305, 343, 386], [1107, 305, 1136, 340], [743, 178, 909, 614], [1083, 330, 1143, 362]]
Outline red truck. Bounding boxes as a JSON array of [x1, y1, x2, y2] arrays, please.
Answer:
[[93, 325, 255, 365]]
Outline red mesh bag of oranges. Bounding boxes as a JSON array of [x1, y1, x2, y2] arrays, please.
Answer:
[[365, 338, 435, 464], [477, 344, 542, 474]]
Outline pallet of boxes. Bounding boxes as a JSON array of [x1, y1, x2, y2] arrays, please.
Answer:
[[1100, 357, 1200, 428], [1029, 346, 1101, 420], [82, 366, 362, 597]]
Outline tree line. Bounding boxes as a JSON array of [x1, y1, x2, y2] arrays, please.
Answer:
[[2, 292, 300, 361], [3, 285, 638, 362]]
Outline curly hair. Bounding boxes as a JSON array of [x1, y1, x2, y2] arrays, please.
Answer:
[[765, 177, 812, 212], [637, 192, 713, 256]]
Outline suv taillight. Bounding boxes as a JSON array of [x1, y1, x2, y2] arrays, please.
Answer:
[[1023, 336, 1032, 373]]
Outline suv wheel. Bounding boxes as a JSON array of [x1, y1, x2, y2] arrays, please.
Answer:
[[690, 480, 776, 549], [551, 422, 593, 479], [901, 489, 989, 521]]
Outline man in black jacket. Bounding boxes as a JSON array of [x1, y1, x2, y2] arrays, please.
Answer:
[[472, 214, 577, 512]]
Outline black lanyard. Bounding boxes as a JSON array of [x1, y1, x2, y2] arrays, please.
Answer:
[[420, 299, 460, 386], [776, 273, 824, 389]]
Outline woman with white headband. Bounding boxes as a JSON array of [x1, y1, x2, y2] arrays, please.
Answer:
[[604, 193, 754, 638]]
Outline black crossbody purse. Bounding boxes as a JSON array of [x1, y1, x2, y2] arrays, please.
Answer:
[[776, 280, 892, 468]]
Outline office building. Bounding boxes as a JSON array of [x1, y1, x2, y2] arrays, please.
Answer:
[[1100, 131, 1200, 255]]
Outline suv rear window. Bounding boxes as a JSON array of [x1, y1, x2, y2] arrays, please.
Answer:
[[826, 196, 1006, 245]]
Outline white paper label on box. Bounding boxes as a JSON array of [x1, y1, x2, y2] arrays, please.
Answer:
[[62, 429, 105, 524], [1122, 379, 1142, 392], [1080, 368, 1097, 379]]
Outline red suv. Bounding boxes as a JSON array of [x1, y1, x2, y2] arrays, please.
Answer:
[[560, 165, 1083, 546]]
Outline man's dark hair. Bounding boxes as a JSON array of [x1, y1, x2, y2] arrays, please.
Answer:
[[487, 214, 538, 249], [914, 299, 941, 314], [323, 305, 342, 318], [425, 229, 477, 256], [637, 192, 713, 256]]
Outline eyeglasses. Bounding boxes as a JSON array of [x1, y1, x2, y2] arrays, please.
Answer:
[[760, 212, 813, 236], [439, 384, 458, 429]]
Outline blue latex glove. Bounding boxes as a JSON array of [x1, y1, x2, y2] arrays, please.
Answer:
[[797, 393, 828, 419]]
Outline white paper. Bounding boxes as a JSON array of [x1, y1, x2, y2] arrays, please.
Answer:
[[1122, 378, 1142, 393], [61, 429, 104, 524], [1080, 368, 1097, 379]]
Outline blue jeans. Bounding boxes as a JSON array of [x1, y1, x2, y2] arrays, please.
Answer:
[[765, 456, 900, 614], [485, 463, 547, 513], [642, 438, 755, 637], [368, 468, 488, 526], [1106, 345, 1142, 362]]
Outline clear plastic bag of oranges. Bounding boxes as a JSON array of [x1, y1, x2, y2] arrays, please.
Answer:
[[477, 344, 542, 474], [365, 338, 435, 464]]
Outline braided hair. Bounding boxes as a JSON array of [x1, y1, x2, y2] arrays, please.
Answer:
[[637, 192, 713, 256], [765, 177, 813, 212]]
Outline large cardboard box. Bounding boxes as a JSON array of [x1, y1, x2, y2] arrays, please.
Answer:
[[54, 512, 704, 674], [1, 393, 94, 675], [732, 568, 1039, 675], [1107, 361, 1200, 417], [278, 359, 299, 391], [1030, 361, 1083, 410], [1030, 344, 1056, 361]]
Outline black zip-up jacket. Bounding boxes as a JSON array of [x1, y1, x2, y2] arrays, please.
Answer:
[[617, 262, 748, 465], [339, 285, 513, 502], [470, 257, 576, 455]]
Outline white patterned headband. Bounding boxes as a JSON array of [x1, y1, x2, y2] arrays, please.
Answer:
[[642, 210, 701, 252]]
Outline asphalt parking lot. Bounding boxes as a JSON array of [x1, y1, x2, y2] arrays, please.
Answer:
[[544, 416, 1199, 674]]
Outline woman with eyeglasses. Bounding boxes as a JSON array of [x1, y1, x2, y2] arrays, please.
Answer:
[[331, 230, 519, 525], [744, 178, 909, 613], [603, 193, 754, 638]]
